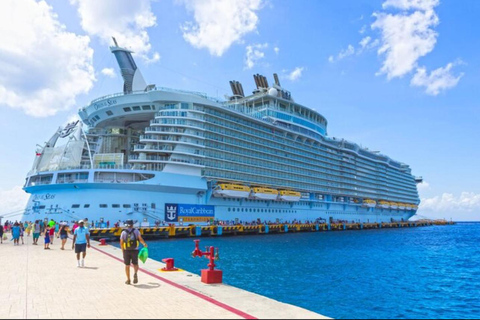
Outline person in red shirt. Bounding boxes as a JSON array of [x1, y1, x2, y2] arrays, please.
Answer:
[[72, 222, 79, 234], [49, 224, 55, 245]]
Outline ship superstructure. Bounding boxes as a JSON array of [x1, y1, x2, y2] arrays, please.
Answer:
[[22, 40, 421, 225]]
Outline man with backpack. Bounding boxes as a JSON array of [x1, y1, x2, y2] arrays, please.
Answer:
[[120, 220, 147, 285]]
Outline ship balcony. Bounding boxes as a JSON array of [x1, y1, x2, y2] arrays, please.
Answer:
[[415, 176, 424, 184], [144, 128, 205, 139], [133, 144, 173, 152], [129, 156, 204, 167]]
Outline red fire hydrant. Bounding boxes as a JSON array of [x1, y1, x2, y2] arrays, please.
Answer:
[[192, 239, 222, 284]]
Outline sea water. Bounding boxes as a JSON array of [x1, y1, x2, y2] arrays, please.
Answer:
[[135, 223, 480, 319]]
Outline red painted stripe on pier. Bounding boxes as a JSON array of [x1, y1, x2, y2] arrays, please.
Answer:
[[91, 246, 257, 320]]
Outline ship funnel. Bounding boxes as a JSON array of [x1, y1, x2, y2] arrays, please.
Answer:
[[229, 80, 245, 99], [110, 37, 148, 94], [253, 74, 269, 89], [273, 73, 281, 87]]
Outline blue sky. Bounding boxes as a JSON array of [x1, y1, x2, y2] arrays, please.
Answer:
[[0, 0, 479, 221]]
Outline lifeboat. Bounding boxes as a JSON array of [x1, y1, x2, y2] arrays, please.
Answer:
[[213, 184, 251, 198], [278, 190, 301, 202], [362, 199, 377, 208], [378, 200, 390, 209], [390, 202, 399, 210], [251, 187, 279, 200], [398, 203, 406, 210]]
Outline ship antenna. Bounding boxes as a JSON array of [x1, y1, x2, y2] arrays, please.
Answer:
[[112, 37, 119, 47]]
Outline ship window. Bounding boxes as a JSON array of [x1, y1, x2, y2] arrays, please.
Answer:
[[132, 106, 141, 111], [112, 204, 120, 208], [72, 204, 80, 209], [123, 204, 131, 208], [151, 203, 156, 209], [228, 208, 231, 212], [123, 107, 132, 112], [106, 111, 113, 116], [84, 204, 90, 208], [99, 204, 108, 208], [142, 105, 151, 110], [39, 205, 46, 209], [151, 105, 156, 110], [94, 115, 100, 120]]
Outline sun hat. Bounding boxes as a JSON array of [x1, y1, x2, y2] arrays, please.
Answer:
[[125, 219, 134, 227]]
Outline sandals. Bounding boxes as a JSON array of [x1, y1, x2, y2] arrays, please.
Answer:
[[133, 273, 138, 284], [125, 280, 131, 285]]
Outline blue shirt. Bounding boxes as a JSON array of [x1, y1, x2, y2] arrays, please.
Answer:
[[12, 226, 20, 238], [74, 227, 90, 244]]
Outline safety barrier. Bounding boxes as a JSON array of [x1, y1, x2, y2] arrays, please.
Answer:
[[88, 220, 453, 240]]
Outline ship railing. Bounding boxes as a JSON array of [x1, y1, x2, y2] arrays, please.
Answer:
[[84, 87, 223, 110]]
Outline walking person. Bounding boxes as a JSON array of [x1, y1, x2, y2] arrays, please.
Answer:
[[58, 223, 69, 250], [120, 220, 147, 285], [44, 226, 51, 249], [72, 220, 90, 268], [12, 222, 20, 246], [32, 221, 41, 245], [26, 222, 32, 237], [19, 223, 25, 245], [0, 224, 4, 244], [49, 222, 56, 245]]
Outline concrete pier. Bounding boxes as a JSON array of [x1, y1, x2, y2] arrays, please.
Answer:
[[0, 236, 328, 319]]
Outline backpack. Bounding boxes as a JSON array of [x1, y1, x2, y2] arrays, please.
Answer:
[[123, 229, 139, 250]]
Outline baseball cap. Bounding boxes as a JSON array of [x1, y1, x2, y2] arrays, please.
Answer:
[[78, 220, 84, 224]]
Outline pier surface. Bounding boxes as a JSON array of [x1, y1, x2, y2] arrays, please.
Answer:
[[1, 236, 328, 319]]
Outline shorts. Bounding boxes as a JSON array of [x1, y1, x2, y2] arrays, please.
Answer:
[[33, 233, 40, 239], [75, 243, 87, 254], [123, 250, 139, 266], [60, 235, 68, 240], [44, 237, 50, 244]]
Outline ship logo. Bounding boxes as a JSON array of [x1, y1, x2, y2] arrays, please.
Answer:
[[165, 204, 178, 222]]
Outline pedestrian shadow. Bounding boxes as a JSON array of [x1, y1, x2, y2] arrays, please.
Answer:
[[134, 282, 161, 289], [81, 266, 99, 270]]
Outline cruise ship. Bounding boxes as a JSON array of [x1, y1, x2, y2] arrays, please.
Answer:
[[21, 40, 421, 226]]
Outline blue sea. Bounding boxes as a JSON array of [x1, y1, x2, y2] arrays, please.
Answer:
[[135, 223, 480, 319]]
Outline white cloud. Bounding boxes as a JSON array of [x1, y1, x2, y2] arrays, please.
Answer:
[[360, 36, 372, 49], [411, 62, 464, 95], [71, 0, 159, 62], [180, 0, 263, 57], [329, 45, 355, 63], [0, 0, 95, 118], [417, 181, 430, 191], [101, 68, 116, 78], [285, 67, 304, 81], [274, 46, 280, 55], [244, 43, 268, 70], [382, 0, 440, 11], [0, 186, 29, 220], [419, 192, 480, 220], [359, 25, 367, 34], [372, 1, 439, 79]]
